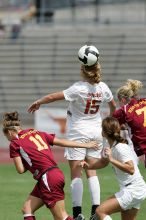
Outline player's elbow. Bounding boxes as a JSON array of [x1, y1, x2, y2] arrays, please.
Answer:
[[16, 167, 26, 174], [125, 161, 135, 175], [17, 171, 24, 174], [17, 170, 24, 174]]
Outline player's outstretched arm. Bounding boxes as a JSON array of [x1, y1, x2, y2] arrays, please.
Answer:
[[80, 158, 109, 169], [53, 137, 99, 150], [28, 91, 64, 113]]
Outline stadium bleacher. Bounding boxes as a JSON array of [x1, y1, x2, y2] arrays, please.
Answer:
[[0, 0, 146, 126], [0, 24, 146, 124]]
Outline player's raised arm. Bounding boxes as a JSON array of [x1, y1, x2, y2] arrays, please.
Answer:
[[27, 91, 65, 113]]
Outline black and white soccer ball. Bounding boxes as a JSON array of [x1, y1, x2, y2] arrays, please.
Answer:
[[78, 45, 99, 67]]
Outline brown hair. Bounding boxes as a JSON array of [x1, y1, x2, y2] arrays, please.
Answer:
[[3, 111, 21, 134], [117, 79, 143, 101], [80, 62, 102, 84], [102, 116, 127, 144]]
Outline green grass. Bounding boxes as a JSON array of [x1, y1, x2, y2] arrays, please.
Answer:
[[0, 162, 146, 220]]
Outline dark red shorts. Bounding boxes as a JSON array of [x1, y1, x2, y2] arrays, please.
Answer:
[[30, 167, 65, 208]]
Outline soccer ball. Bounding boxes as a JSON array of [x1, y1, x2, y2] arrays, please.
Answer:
[[78, 45, 99, 67]]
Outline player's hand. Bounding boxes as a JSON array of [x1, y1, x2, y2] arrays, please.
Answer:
[[87, 141, 101, 150], [28, 101, 41, 113], [103, 147, 112, 161], [79, 160, 89, 169]]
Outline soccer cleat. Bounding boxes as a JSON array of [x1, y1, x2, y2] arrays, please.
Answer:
[[89, 214, 98, 220], [75, 214, 85, 220]]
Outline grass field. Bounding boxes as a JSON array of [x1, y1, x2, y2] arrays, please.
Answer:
[[0, 162, 146, 220]]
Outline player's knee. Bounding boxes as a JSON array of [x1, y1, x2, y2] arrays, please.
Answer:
[[21, 204, 26, 214], [95, 206, 102, 217], [21, 202, 30, 214], [71, 169, 82, 179], [96, 207, 112, 220]]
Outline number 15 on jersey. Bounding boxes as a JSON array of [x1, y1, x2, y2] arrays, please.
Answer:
[[84, 99, 100, 114]]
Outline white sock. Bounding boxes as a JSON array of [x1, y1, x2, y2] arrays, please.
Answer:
[[63, 216, 69, 220], [23, 214, 35, 217], [103, 215, 112, 220], [88, 176, 100, 205], [71, 178, 83, 206]]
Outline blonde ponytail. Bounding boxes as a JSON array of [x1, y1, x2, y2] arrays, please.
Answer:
[[117, 79, 143, 101], [81, 63, 102, 83]]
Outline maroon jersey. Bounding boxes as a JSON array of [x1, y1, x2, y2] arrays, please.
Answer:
[[113, 98, 146, 154], [9, 129, 57, 180]]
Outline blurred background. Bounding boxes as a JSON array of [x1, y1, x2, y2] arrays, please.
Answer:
[[0, 0, 146, 150]]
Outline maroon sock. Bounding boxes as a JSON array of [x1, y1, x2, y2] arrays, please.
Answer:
[[24, 215, 36, 220], [65, 216, 74, 220]]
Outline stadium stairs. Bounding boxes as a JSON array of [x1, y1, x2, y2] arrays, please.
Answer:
[[0, 24, 146, 125]]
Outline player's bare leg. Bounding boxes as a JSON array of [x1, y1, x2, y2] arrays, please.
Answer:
[[121, 208, 138, 220], [85, 157, 101, 219], [95, 195, 121, 220], [69, 160, 84, 219], [50, 200, 73, 220], [22, 195, 44, 220], [85, 169, 100, 219]]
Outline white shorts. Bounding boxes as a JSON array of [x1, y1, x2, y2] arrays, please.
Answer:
[[115, 179, 146, 210], [64, 138, 103, 160]]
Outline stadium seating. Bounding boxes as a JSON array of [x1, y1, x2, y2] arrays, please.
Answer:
[[0, 25, 146, 123]]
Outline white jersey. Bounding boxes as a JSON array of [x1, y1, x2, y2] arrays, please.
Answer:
[[63, 81, 113, 140], [111, 142, 143, 187]]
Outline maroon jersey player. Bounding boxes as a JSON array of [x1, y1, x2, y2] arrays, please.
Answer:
[[113, 79, 146, 164], [3, 111, 97, 220]]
